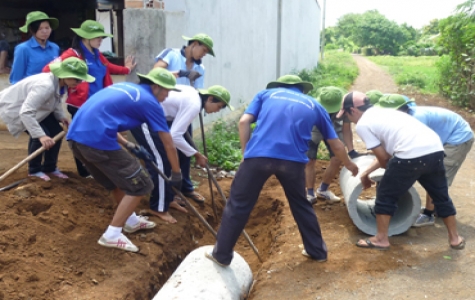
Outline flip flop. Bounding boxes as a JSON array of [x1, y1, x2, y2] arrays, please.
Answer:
[[49, 169, 69, 179], [183, 191, 205, 204], [450, 237, 465, 250], [28, 172, 51, 181], [173, 195, 187, 207], [356, 239, 390, 251]]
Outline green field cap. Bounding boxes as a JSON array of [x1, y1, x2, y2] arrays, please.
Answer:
[[366, 90, 384, 105], [137, 68, 180, 91], [20, 11, 59, 33], [199, 85, 233, 111], [71, 20, 113, 39], [182, 33, 215, 56], [374, 94, 414, 109], [316, 86, 345, 113], [49, 57, 95, 82], [266, 74, 314, 94]]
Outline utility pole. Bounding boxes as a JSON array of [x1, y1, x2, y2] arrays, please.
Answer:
[[320, 0, 326, 62]]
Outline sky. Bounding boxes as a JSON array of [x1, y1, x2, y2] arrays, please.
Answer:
[[320, 0, 466, 29]]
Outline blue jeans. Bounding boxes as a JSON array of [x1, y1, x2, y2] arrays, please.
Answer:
[[376, 151, 456, 218]]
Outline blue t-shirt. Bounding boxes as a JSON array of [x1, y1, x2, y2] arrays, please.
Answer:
[[80, 41, 107, 98], [9, 37, 59, 84], [155, 47, 205, 89], [67, 83, 169, 150], [408, 106, 473, 145], [244, 87, 338, 163]]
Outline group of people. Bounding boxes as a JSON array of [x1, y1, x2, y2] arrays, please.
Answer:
[[0, 11, 470, 261], [0, 11, 232, 252]]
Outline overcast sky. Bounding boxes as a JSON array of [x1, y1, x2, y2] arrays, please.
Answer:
[[319, 0, 466, 29]]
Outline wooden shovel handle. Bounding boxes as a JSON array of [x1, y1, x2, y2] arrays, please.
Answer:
[[0, 131, 66, 182]]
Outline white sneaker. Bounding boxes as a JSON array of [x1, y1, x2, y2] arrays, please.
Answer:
[[98, 233, 139, 252], [316, 188, 341, 203], [412, 214, 435, 227], [123, 216, 156, 233], [301, 250, 327, 262], [307, 194, 317, 204]]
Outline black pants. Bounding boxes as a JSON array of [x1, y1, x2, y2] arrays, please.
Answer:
[[27, 113, 63, 174], [212, 157, 327, 265], [67, 106, 90, 177]]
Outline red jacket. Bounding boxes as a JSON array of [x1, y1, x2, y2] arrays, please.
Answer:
[[43, 48, 130, 108]]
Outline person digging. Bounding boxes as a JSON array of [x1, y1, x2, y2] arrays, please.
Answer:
[[130, 84, 232, 223], [336, 91, 465, 251], [67, 67, 182, 252]]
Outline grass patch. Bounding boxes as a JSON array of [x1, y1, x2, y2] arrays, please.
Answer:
[[296, 50, 359, 97], [367, 56, 440, 94]]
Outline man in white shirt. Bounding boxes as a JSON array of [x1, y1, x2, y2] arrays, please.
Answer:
[[335, 91, 465, 251], [130, 85, 232, 223]]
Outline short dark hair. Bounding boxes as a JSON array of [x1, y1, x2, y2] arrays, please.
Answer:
[[138, 77, 155, 85], [200, 94, 227, 108]]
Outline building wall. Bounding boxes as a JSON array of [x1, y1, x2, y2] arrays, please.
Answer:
[[123, 0, 321, 125]]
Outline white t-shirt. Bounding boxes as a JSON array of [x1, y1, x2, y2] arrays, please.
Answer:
[[356, 107, 443, 159], [161, 85, 201, 157]]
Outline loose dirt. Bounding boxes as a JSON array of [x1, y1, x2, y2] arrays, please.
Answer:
[[0, 55, 475, 300]]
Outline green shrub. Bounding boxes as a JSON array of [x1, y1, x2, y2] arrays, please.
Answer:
[[396, 72, 426, 88]]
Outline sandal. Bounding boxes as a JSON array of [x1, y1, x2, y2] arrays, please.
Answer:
[[450, 237, 465, 250], [183, 191, 205, 204], [28, 172, 51, 181], [49, 169, 69, 179]]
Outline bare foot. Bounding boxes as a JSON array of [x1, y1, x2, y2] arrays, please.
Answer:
[[170, 200, 188, 214], [148, 210, 177, 224], [0, 67, 10, 74]]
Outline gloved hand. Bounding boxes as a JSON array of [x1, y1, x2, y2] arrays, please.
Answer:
[[169, 171, 182, 191], [348, 149, 360, 159], [178, 70, 202, 81], [126, 142, 153, 162]]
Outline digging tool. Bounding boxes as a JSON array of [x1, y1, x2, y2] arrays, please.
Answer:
[[0, 131, 66, 182], [185, 132, 263, 263], [0, 179, 27, 192], [148, 160, 217, 238]]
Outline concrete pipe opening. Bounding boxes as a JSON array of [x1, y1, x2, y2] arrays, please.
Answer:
[[339, 155, 421, 236]]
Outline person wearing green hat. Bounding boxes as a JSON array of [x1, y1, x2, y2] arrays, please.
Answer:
[[130, 84, 232, 223], [43, 19, 136, 177], [305, 86, 360, 204], [153, 33, 215, 204], [0, 57, 94, 181], [365, 90, 384, 105], [205, 75, 358, 266], [377, 94, 474, 229], [9, 11, 60, 84], [67, 67, 182, 252]]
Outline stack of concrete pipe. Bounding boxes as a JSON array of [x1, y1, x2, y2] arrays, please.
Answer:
[[339, 155, 421, 236], [153, 245, 253, 300]]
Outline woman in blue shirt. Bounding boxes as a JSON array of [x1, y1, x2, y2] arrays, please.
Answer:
[[9, 11, 59, 84]]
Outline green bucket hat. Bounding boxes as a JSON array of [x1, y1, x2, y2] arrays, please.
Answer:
[[374, 94, 414, 109], [266, 75, 314, 94], [316, 86, 345, 113], [137, 68, 180, 91], [71, 20, 113, 39], [198, 85, 234, 111], [182, 33, 215, 56], [366, 90, 384, 105], [49, 57, 95, 83], [20, 11, 59, 33]]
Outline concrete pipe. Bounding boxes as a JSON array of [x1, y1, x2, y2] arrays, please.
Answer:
[[339, 155, 421, 236], [153, 245, 253, 300]]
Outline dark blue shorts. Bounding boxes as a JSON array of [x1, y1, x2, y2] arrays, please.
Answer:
[[376, 151, 456, 218]]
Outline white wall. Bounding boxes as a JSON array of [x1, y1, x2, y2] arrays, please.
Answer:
[[124, 0, 321, 125]]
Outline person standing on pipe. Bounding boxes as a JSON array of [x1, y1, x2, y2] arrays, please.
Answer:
[[336, 91, 465, 251], [67, 68, 182, 252], [305, 86, 360, 204], [206, 75, 358, 266], [130, 84, 233, 224], [153, 33, 214, 205], [375, 94, 474, 228]]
